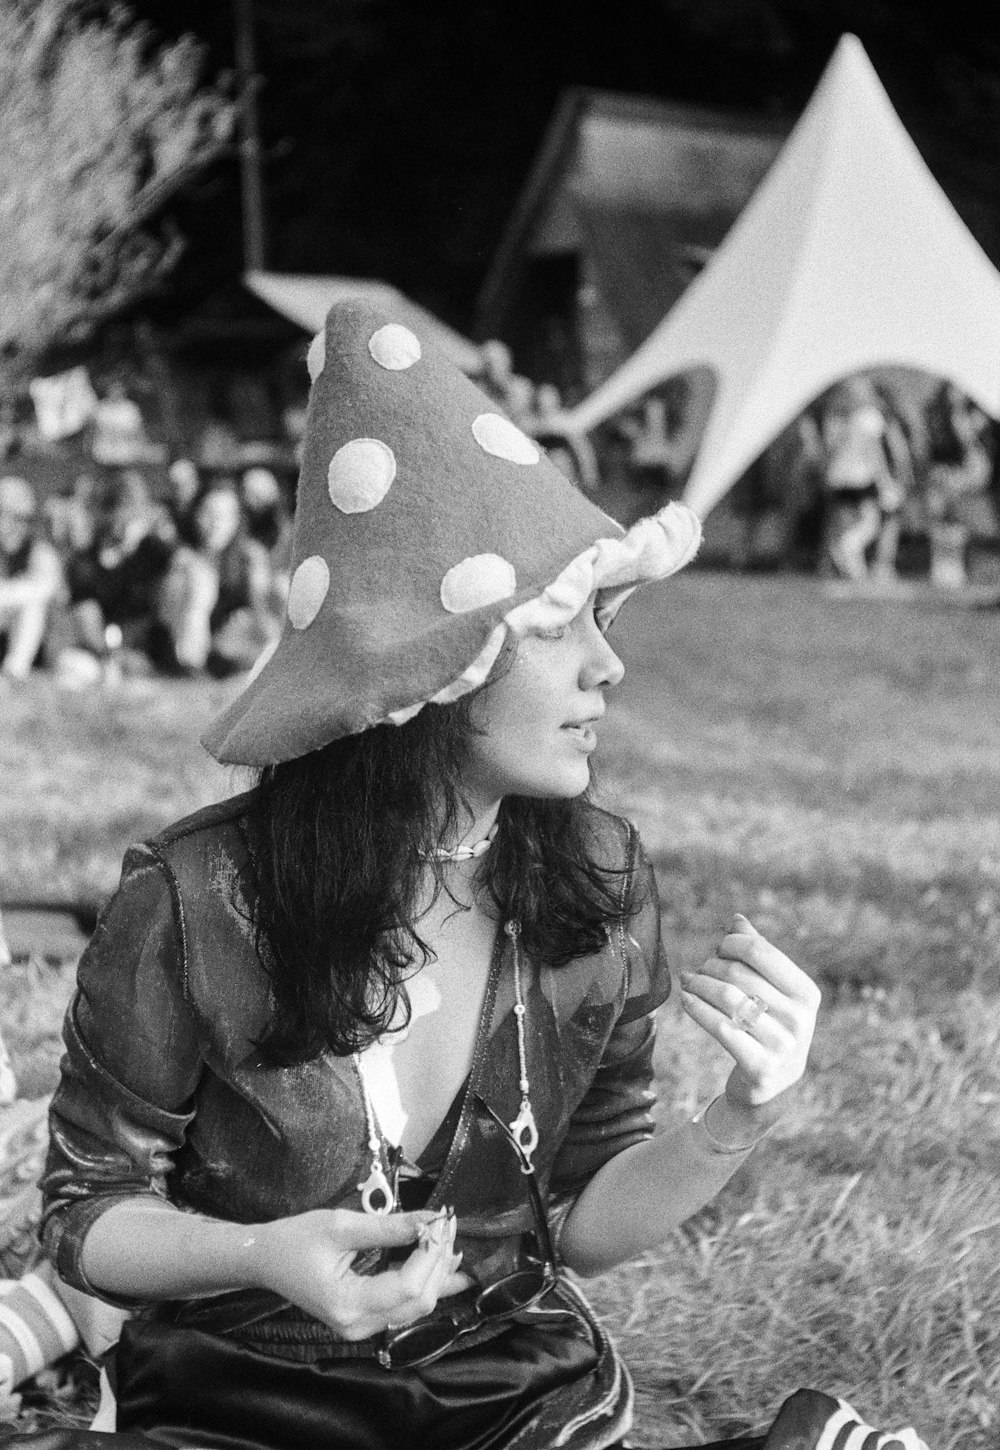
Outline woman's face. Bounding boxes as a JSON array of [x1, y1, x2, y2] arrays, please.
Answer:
[[195, 487, 242, 553], [463, 595, 625, 809], [0, 500, 32, 555]]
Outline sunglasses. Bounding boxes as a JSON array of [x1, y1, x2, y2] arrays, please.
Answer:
[[377, 1094, 558, 1370]]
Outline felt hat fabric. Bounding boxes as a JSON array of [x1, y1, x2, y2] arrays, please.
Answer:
[[202, 300, 701, 766]]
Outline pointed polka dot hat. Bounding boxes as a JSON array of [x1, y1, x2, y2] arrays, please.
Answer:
[[202, 299, 701, 765]]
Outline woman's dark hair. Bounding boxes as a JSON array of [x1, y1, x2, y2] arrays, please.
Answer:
[[246, 696, 638, 1065]]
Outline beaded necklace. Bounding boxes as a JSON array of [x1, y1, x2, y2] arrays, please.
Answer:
[[353, 916, 537, 1215], [423, 821, 499, 862]]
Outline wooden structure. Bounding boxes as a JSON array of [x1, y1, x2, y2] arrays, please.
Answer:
[[475, 88, 787, 399]]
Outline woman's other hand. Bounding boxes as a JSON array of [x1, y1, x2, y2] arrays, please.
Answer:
[[251, 1207, 470, 1341], [679, 913, 821, 1109]]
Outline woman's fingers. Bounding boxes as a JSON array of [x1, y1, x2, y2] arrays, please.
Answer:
[[716, 914, 822, 1008], [346, 1218, 463, 1340], [680, 970, 789, 1044], [680, 914, 821, 1106], [331, 1208, 439, 1253], [679, 987, 776, 1063]]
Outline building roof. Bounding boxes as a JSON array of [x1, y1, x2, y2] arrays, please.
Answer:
[[476, 87, 788, 341]]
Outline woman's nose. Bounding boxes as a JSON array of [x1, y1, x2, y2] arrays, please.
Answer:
[[582, 631, 625, 691]]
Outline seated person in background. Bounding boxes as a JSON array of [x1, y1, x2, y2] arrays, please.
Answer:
[[615, 380, 701, 505], [282, 398, 308, 467], [159, 477, 281, 676], [500, 373, 537, 434], [813, 375, 904, 583], [528, 383, 600, 493], [63, 470, 177, 673], [922, 381, 996, 588], [89, 381, 163, 468], [0, 476, 64, 682], [239, 466, 293, 596], [197, 412, 243, 474], [477, 339, 538, 435], [164, 458, 202, 532], [44, 473, 101, 564], [477, 337, 515, 404]]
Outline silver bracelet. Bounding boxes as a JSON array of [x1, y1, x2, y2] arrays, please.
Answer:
[[692, 1094, 776, 1155]]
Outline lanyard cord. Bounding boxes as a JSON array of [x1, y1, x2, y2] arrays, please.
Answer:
[[353, 1052, 396, 1215], [504, 920, 539, 1172], [354, 916, 538, 1215]]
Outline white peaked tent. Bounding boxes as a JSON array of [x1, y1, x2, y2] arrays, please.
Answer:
[[560, 34, 1000, 519]]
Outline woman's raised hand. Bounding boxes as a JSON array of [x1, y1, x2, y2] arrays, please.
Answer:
[[251, 1207, 469, 1342], [679, 914, 821, 1109]]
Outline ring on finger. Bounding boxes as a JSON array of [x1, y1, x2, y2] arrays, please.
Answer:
[[730, 993, 768, 1033]]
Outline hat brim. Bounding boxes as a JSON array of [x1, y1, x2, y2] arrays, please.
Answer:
[[202, 500, 700, 764]]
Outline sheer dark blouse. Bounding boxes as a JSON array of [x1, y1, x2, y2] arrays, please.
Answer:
[[41, 792, 670, 1355]]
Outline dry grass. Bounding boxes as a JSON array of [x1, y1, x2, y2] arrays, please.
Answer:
[[2, 570, 999, 1447]]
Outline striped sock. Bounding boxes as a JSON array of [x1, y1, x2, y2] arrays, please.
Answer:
[[0, 1272, 80, 1392]]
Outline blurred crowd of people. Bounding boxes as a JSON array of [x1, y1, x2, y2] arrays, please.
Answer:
[[792, 374, 997, 586], [0, 460, 292, 688], [3, 353, 998, 691], [604, 368, 998, 587]]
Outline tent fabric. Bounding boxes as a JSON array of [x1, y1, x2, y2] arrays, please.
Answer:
[[244, 272, 483, 375], [560, 34, 1000, 519]]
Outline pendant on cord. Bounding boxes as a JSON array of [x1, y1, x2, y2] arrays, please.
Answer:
[[358, 1158, 395, 1215], [510, 1097, 539, 1172]]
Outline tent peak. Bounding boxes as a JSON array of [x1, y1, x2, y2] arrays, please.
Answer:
[[560, 29, 1000, 520]]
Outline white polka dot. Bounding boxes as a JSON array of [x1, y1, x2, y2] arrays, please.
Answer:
[[440, 554, 517, 613], [287, 555, 330, 629], [368, 324, 421, 371], [327, 438, 397, 513], [306, 331, 325, 382], [471, 413, 540, 465]]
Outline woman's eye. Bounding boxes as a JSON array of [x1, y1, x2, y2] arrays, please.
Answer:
[[536, 625, 569, 642]]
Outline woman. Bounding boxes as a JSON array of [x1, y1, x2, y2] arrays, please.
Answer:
[[61, 470, 176, 675], [815, 374, 907, 583], [37, 304, 920, 1450], [0, 475, 64, 683], [922, 381, 996, 588], [158, 477, 280, 676]]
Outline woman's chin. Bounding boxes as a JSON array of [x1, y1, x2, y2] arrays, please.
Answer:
[[515, 762, 592, 800]]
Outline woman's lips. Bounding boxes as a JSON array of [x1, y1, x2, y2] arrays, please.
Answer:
[[561, 721, 598, 751]]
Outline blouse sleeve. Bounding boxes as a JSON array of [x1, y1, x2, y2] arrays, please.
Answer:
[[40, 844, 203, 1301], [548, 832, 670, 1205]]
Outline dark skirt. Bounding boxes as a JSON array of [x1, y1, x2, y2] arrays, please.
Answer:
[[110, 1282, 634, 1450]]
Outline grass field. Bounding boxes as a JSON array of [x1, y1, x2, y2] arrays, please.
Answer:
[[2, 570, 999, 1447]]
